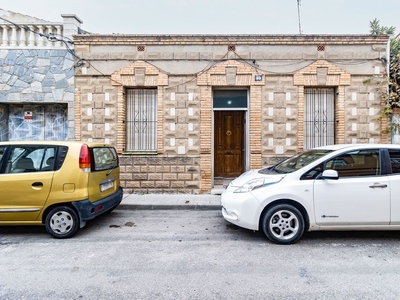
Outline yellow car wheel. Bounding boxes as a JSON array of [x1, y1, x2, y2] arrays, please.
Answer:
[[45, 206, 80, 239]]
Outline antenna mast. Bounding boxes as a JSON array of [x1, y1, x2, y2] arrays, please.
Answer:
[[297, 0, 302, 34]]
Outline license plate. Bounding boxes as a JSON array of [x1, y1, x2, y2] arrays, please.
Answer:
[[100, 180, 114, 192]]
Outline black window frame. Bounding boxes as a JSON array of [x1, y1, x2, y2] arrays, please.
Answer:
[[386, 148, 400, 175], [0, 145, 68, 174], [301, 148, 393, 180], [90, 146, 118, 172]]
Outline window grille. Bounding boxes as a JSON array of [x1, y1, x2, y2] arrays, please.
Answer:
[[304, 88, 335, 149], [137, 45, 146, 52], [317, 45, 326, 51], [126, 89, 157, 151]]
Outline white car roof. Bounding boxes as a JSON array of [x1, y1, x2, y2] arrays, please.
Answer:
[[313, 143, 400, 151]]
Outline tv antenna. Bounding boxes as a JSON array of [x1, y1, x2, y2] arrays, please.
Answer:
[[297, 0, 302, 34]]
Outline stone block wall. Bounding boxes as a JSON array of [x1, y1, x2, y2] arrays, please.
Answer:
[[344, 76, 386, 144], [73, 34, 390, 193], [162, 79, 201, 157], [75, 77, 118, 144], [261, 75, 299, 165], [120, 156, 200, 194]]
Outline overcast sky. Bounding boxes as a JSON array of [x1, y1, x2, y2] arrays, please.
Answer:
[[2, 0, 400, 35]]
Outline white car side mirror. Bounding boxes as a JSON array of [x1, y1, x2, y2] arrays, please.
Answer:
[[321, 169, 339, 180]]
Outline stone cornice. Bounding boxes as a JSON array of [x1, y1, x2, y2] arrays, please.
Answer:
[[73, 34, 389, 45]]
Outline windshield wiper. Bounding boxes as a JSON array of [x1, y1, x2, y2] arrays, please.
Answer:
[[106, 164, 118, 176]]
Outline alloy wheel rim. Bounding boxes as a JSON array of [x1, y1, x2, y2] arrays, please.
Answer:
[[269, 210, 299, 240]]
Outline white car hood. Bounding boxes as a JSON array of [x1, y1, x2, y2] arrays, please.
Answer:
[[229, 169, 286, 187]]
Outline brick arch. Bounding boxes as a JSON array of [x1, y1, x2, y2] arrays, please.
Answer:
[[110, 61, 168, 153], [293, 60, 351, 150], [197, 60, 264, 192]]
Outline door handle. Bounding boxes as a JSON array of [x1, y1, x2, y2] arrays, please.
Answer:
[[369, 183, 388, 188], [32, 182, 43, 187]]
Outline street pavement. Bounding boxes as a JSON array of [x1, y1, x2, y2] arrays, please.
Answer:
[[119, 193, 222, 211]]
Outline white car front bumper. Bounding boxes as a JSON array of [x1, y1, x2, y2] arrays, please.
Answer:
[[220, 185, 261, 231]]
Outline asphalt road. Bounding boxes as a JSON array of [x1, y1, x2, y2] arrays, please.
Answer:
[[1, 209, 400, 299]]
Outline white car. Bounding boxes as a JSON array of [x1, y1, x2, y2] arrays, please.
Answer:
[[221, 144, 400, 244]]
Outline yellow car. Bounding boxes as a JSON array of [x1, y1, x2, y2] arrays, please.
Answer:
[[0, 141, 123, 238]]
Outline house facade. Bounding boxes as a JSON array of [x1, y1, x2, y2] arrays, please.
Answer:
[[0, 9, 82, 141], [72, 34, 390, 194]]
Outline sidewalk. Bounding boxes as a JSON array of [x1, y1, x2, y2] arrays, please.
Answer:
[[118, 193, 222, 211]]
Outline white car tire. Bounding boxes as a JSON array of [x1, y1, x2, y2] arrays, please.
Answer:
[[261, 204, 305, 244]]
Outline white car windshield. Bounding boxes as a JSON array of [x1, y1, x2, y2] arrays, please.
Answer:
[[261, 149, 333, 174]]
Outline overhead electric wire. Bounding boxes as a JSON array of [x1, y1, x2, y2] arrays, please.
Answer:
[[0, 16, 385, 90], [0, 16, 83, 68]]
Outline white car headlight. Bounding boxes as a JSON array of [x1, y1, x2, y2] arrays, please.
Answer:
[[234, 177, 283, 193]]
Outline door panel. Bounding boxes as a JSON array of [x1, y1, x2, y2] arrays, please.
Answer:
[[314, 176, 390, 225], [314, 149, 390, 225], [0, 145, 55, 221], [0, 172, 53, 221], [214, 111, 244, 178]]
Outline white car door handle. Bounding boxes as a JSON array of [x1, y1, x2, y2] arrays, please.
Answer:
[[369, 183, 388, 188]]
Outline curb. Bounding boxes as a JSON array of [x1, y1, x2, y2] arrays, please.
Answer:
[[116, 204, 221, 211]]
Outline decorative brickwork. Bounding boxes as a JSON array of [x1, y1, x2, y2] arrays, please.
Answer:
[[74, 87, 82, 140], [294, 60, 350, 151], [74, 77, 119, 145], [73, 34, 390, 193], [197, 60, 264, 191], [293, 60, 389, 147], [110, 61, 168, 154], [119, 156, 200, 194]]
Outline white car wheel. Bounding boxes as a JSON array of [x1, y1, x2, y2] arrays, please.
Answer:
[[262, 204, 305, 244]]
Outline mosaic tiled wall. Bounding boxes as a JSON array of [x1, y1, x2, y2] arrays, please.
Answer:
[[0, 49, 74, 141]]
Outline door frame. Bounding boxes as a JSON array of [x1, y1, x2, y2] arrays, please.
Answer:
[[211, 89, 249, 186]]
